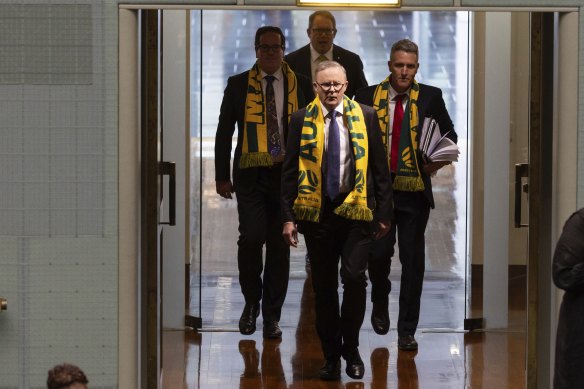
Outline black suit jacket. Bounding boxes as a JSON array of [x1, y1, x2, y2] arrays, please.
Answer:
[[214, 69, 314, 193], [354, 83, 457, 208], [281, 103, 393, 224], [284, 44, 368, 99]]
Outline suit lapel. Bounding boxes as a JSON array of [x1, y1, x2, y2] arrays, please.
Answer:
[[298, 45, 312, 81], [332, 45, 342, 63], [283, 75, 289, 140], [415, 85, 429, 118]]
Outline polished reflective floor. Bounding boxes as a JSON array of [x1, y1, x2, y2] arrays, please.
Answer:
[[164, 272, 526, 388], [164, 161, 526, 388]]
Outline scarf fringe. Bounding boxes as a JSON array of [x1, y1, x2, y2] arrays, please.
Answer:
[[293, 205, 320, 222], [392, 176, 424, 192], [334, 203, 373, 222], [239, 152, 272, 169]]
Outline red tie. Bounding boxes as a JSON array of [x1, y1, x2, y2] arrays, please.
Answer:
[[390, 94, 404, 172]]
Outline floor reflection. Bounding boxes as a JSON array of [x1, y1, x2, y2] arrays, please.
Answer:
[[238, 339, 289, 389], [369, 348, 390, 389], [165, 266, 526, 388], [397, 349, 419, 389], [290, 272, 322, 385]]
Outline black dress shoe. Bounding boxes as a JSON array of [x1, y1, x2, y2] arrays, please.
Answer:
[[263, 320, 282, 339], [319, 359, 341, 381], [239, 303, 260, 335], [398, 334, 418, 351], [371, 302, 390, 335], [344, 349, 365, 379]]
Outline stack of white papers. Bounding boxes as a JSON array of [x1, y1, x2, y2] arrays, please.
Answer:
[[419, 117, 460, 163]]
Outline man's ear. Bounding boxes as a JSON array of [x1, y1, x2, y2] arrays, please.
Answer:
[[306, 29, 311, 38]]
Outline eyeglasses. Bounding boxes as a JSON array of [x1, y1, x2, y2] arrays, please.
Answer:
[[256, 44, 284, 53], [310, 28, 337, 36], [315, 81, 346, 92]]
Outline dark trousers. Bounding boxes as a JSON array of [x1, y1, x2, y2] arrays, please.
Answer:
[[369, 190, 430, 336], [236, 166, 290, 322], [301, 199, 373, 361]]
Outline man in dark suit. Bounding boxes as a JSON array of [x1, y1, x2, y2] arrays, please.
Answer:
[[284, 10, 368, 99], [286, 10, 368, 267], [214, 26, 313, 339], [281, 61, 393, 380], [354, 39, 458, 351]]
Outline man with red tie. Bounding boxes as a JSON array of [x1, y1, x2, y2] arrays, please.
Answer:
[[354, 39, 458, 351]]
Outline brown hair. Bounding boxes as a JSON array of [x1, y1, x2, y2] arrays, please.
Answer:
[[47, 363, 88, 389], [308, 11, 337, 30], [390, 39, 419, 61]]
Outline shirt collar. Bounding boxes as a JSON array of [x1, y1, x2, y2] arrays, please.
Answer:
[[310, 45, 333, 63], [321, 102, 344, 119], [389, 83, 411, 100], [261, 67, 284, 81]]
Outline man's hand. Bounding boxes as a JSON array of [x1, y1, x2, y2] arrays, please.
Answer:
[[282, 222, 298, 248], [375, 220, 391, 240], [216, 180, 234, 199], [422, 161, 451, 176]]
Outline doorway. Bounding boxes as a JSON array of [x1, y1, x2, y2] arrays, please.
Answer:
[[123, 7, 579, 388], [191, 8, 470, 333]]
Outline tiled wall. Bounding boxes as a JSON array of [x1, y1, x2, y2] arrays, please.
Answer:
[[0, 2, 118, 388]]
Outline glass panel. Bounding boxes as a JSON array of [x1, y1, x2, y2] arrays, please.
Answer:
[[189, 10, 203, 320], [194, 10, 469, 330]]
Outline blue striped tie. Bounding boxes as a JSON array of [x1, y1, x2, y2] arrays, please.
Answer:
[[326, 110, 340, 199]]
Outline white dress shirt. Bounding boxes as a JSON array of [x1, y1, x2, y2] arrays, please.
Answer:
[[321, 102, 352, 194], [310, 45, 333, 81]]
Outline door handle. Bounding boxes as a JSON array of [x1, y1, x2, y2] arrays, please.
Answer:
[[514, 163, 529, 228], [160, 161, 176, 226], [0, 297, 6, 311]]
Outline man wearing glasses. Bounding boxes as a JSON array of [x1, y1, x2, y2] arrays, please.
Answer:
[[285, 10, 368, 99], [286, 10, 368, 268], [281, 61, 393, 380], [215, 26, 313, 340]]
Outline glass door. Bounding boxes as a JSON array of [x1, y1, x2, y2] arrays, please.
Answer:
[[190, 9, 470, 332]]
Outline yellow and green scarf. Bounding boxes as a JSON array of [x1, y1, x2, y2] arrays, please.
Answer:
[[293, 95, 372, 222], [239, 61, 300, 169], [372, 76, 424, 191]]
